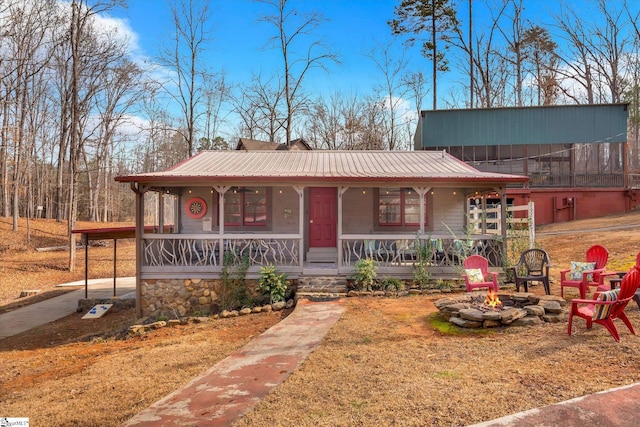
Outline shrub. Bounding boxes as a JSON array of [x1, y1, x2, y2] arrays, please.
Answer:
[[220, 251, 251, 310], [353, 258, 378, 291], [258, 265, 289, 304], [382, 277, 405, 291], [413, 237, 432, 289]]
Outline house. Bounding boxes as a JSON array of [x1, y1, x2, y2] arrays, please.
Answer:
[[115, 150, 527, 317], [235, 137, 312, 151], [414, 103, 638, 224]]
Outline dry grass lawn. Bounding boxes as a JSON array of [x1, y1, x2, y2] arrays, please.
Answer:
[[2, 213, 640, 426]]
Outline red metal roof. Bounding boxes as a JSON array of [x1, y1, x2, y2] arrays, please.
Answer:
[[115, 150, 528, 185]]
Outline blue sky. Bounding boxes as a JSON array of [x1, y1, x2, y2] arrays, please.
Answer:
[[104, 0, 616, 141], [111, 0, 437, 99], [108, 0, 597, 107]]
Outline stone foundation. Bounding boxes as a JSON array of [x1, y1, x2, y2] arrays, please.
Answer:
[[141, 278, 288, 318]]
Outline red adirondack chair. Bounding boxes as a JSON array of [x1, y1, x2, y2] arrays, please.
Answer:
[[567, 265, 640, 342], [560, 245, 609, 299], [462, 255, 499, 292]]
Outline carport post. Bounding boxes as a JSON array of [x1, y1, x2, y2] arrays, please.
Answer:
[[113, 238, 117, 297], [84, 233, 89, 299]]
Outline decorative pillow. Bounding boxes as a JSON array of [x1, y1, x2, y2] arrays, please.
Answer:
[[593, 289, 619, 320], [568, 261, 596, 281], [465, 268, 485, 284]]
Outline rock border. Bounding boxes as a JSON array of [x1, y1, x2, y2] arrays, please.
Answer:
[[127, 299, 295, 337], [435, 291, 568, 328]]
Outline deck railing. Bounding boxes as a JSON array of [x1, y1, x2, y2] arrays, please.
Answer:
[[529, 173, 624, 188]]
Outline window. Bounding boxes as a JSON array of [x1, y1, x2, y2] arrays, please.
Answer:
[[223, 187, 267, 226], [378, 188, 426, 226]]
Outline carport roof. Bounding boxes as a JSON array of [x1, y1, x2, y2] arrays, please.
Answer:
[[115, 150, 528, 185]]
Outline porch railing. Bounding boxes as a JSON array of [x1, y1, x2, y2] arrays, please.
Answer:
[[340, 235, 503, 268], [142, 234, 301, 268], [143, 236, 220, 267]]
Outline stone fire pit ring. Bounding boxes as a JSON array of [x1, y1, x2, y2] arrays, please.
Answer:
[[435, 291, 568, 329]]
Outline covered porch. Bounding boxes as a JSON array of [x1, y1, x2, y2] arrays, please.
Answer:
[[118, 151, 528, 281]]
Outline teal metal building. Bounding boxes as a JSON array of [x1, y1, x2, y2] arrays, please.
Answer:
[[414, 104, 636, 224]]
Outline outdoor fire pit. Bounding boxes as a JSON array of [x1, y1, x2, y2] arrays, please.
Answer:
[[435, 290, 567, 328]]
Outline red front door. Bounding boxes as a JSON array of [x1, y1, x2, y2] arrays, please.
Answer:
[[309, 187, 337, 248]]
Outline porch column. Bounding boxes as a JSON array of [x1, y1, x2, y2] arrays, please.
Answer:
[[158, 191, 164, 233], [481, 194, 487, 234], [338, 187, 349, 268], [498, 187, 508, 261], [132, 182, 148, 318], [294, 186, 305, 269], [214, 186, 230, 266], [412, 187, 431, 238]]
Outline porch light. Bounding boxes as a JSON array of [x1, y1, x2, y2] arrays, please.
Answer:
[[279, 189, 283, 194], [431, 191, 434, 195], [188, 189, 192, 194], [453, 191, 457, 195], [210, 188, 214, 194], [362, 190, 366, 194]]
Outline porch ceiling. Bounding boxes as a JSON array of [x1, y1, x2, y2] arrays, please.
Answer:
[[115, 150, 528, 186]]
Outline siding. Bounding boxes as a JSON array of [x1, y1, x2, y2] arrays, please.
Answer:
[[271, 187, 300, 233], [342, 188, 374, 234], [431, 189, 465, 234], [415, 104, 629, 149]]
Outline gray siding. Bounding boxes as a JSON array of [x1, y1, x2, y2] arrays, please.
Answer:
[[271, 187, 300, 233], [180, 190, 218, 234], [431, 189, 465, 234], [342, 188, 374, 233]]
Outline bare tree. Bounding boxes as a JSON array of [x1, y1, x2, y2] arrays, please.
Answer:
[[236, 72, 287, 142], [497, 0, 528, 106], [258, 0, 338, 145], [85, 59, 144, 221], [403, 72, 428, 116], [159, 0, 212, 157], [200, 71, 231, 149], [451, 1, 510, 108], [66, 0, 126, 270], [0, 0, 58, 232], [553, 6, 596, 103], [305, 93, 350, 149], [367, 43, 411, 150]]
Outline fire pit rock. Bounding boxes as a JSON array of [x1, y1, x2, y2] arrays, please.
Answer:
[[435, 292, 567, 329]]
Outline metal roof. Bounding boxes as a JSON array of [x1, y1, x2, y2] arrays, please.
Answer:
[[414, 103, 629, 149], [116, 150, 527, 186]]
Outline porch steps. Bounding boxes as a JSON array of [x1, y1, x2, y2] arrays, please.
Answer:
[[306, 247, 338, 263], [296, 276, 348, 301]]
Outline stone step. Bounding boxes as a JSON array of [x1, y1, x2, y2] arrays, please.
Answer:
[[297, 276, 349, 294], [296, 292, 346, 302], [306, 247, 338, 262]]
